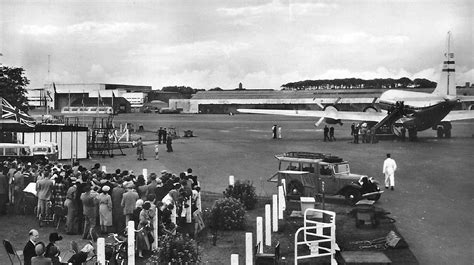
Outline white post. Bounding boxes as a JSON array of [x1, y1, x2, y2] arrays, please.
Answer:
[[153, 208, 158, 250], [278, 186, 284, 219], [197, 190, 202, 212], [231, 254, 239, 265], [281, 178, 286, 195], [272, 194, 278, 232], [97, 237, 105, 265], [265, 204, 271, 246], [256, 217, 263, 253], [229, 175, 235, 186], [143, 168, 148, 183], [127, 221, 135, 265], [171, 203, 177, 225], [101, 165, 106, 173], [245, 232, 253, 265], [186, 196, 192, 223]]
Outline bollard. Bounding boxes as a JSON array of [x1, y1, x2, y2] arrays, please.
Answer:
[[256, 217, 263, 253], [97, 237, 105, 265], [127, 221, 135, 265], [101, 165, 107, 173], [265, 204, 271, 246], [153, 209, 158, 250], [143, 168, 148, 183], [272, 194, 278, 232], [281, 178, 286, 195], [229, 175, 235, 186], [186, 196, 192, 223], [231, 254, 239, 265], [245, 232, 253, 265], [278, 186, 284, 220]]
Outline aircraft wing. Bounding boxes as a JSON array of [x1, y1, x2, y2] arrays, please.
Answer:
[[237, 109, 386, 122], [457, 96, 474, 102], [442, 110, 474, 121]]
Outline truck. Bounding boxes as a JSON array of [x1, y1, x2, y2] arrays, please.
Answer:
[[268, 152, 382, 204]]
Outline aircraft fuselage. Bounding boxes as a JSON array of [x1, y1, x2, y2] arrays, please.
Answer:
[[378, 89, 456, 131]]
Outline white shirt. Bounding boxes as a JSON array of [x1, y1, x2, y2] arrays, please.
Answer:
[[383, 158, 397, 175]]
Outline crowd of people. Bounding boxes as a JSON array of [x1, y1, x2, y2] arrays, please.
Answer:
[[0, 159, 203, 264]]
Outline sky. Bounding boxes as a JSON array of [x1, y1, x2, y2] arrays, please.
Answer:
[[1, 0, 472, 90]]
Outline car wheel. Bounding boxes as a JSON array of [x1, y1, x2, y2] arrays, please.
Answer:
[[344, 188, 361, 205]]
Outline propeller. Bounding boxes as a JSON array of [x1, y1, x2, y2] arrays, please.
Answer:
[[315, 117, 325, 127]]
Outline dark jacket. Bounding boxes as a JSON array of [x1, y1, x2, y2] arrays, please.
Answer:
[[23, 240, 36, 265]]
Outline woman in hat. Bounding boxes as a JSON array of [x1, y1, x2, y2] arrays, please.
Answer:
[[98, 185, 113, 234], [45, 232, 63, 265]]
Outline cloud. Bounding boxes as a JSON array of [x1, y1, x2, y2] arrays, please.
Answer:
[[19, 25, 60, 36], [312, 32, 409, 45], [20, 21, 155, 43], [128, 41, 251, 71], [217, 0, 338, 17]]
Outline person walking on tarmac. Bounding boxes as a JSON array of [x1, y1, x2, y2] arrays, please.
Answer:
[[137, 138, 146, 160], [383, 153, 397, 190], [272, 125, 277, 139], [329, 126, 336, 141], [323, 125, 330, 142], [353, 124, 360, 143], [166, 133, 173, 152]]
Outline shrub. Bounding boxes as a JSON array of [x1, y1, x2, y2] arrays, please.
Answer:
[[206, 197, 246, 230], [223, 180, 258, 210], [148, 233, 200, 264]]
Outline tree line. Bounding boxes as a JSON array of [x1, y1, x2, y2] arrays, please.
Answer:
[[281, 77, 437, 90]]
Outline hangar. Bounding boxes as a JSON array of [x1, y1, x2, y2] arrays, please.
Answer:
[[169, 87, 474, 114], [27, 83, 152, 112]]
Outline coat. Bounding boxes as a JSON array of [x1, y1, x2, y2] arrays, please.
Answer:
[[23, 240, 36, 265], [36, 178, 54, 200], [121, 190, 139, 215]]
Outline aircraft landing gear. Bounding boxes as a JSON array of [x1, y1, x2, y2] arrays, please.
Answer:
[[408, 127, 417, 141], [435, 122, 452, 138]]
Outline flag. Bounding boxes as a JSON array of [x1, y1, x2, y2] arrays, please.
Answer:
[[1, 97, 35, 127], [81, 92, 85, 107]]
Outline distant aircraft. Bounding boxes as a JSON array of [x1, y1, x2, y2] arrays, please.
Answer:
[[238, 32, 474, 139]]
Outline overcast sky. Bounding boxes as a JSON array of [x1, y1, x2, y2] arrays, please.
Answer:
[[1, 0, 472, 90]]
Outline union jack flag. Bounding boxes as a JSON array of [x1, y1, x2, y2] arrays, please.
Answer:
[[1, 97, 36, 127]]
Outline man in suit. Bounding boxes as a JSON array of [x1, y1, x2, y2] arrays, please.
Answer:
[[23, 229, 40, 265], [36, 171, 54, 218], [0, 168, 8, 215], [121, 183, 139, 224]]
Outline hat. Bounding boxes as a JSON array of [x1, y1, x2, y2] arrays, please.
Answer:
[[81, 244, 94, 253], [49, 232, 63, 242], [160, 170, 167, 174], [102, 185, 110, 192], [135, 199, 144, 208], [35, 243, 45, 256]]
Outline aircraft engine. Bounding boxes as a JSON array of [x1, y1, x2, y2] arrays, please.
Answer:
[[390, 123, 404, 137], [323, 105, 342, 125]]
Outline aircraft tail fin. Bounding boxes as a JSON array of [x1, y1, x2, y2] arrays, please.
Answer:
[[433, 32, 456, 97]]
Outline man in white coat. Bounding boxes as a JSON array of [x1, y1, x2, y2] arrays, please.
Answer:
[[383, 153, 397, 190]]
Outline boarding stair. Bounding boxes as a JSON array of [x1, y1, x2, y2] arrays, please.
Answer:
[[370, 101, 406, 136]]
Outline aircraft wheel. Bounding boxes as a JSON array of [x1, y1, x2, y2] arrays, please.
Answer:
[[437, 127, 444, 138], [444, 128, 451, 138]]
